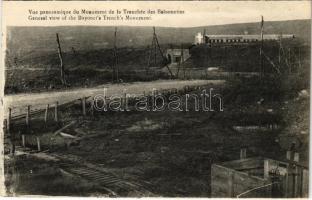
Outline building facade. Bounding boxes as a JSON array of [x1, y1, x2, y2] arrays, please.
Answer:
[[166, 48, 190, 64], [194, 33, 295, 45]]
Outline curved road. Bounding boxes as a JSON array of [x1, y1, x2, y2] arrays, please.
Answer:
[[4, 79, 225, 118]]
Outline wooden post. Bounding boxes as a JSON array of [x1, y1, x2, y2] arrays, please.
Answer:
[[104, 96, 108, 111], [36, 137, 41, 151], [54, 101, 58, 122], [294, 166, 299, 197], [298, 47, 301, 69], [285, 168, 289, 198], [71, 47, 77, 55], [264, 159, 269, 179], [7, 108, 11, 133], [123, 92, 127, 110], [8, 108, 15, 155], [114, 27, 118, 82], [278, 35, 282, 66], [294, 152, 299, 162], [153, 27, 174, 78], [302, 169, 309, 197], [228, 170, 234, 197], [44, 104, 49, 123], [240, 148, 247, 159], [176, 44, 184, 77], [260, 16, 264, 80], [3, 119, 7, 135], [26, 105, 30, 126], [153, 27, 157, 66], [288, 48, 291, 73], [56, 33, 66, 85], [22, 135, 25, 147], [82, 97, 86, 116], [90, 99, 94, 116], [146, 45, 151, 74], [286, 150, 292, 160]]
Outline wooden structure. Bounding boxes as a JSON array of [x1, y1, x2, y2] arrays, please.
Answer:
[[146, 27, 174, 78], [56, 33, 67, 85], [166, 48, 190, 64], [195, 34, 295, 45], [211, 157, 308, 198], [4, 84, 205, 152]]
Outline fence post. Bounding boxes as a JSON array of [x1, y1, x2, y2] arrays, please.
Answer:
[[44, 104, 49, 123], [7, 108, 11, 133], [36, 137, 41, 151], [240, 148, 247, 159], [228, 170, 234, 197], [26, 105, 30, 126], [104, 96, 108, 111], [90, 99, 94, 116], [123, 92, 127, 110], [22, 134, 25, 147], [294, 166, 299, 197], [264, 159, 269, 179], [82, 97, 86, 116], [3, 119, 7, 134], [8, 108, 15, 155], [54, 101, 58, 122]]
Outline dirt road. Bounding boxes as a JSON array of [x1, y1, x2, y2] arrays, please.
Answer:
[[4, 79, 225, 118]]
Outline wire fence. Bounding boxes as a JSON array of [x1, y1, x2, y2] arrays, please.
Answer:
[[236, 182, 280, 198]]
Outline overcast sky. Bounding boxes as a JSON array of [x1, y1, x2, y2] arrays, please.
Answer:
[[151, 1, 311, 27], [3, 1, 311, 27]]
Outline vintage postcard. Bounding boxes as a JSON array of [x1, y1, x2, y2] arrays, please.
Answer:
[[0, 1, 311, 198]]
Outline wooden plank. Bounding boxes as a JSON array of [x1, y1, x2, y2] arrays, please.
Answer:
[[222, 157, 263, 170], [54, 121, 77, 135], [211, 165, 231, 197]]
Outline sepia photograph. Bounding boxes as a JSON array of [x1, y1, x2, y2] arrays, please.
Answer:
[[1, 1, 311, 198]]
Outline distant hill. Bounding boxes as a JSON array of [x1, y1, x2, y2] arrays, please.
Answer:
[[6, 19, 310, 60], [5, 19, 310, 94]]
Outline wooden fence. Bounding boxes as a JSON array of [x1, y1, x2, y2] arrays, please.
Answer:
[[4, 85, 205, 154]]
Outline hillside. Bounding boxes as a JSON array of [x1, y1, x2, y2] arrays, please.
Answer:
[[5, 19, 310, 94], [6, 19, 310, 60]]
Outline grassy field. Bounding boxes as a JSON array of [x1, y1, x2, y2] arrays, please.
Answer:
[[5, 39, 309, 94], [5, 75, 309, 196], [5, 47, 170, 94], [4, 34, 310, 196]]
